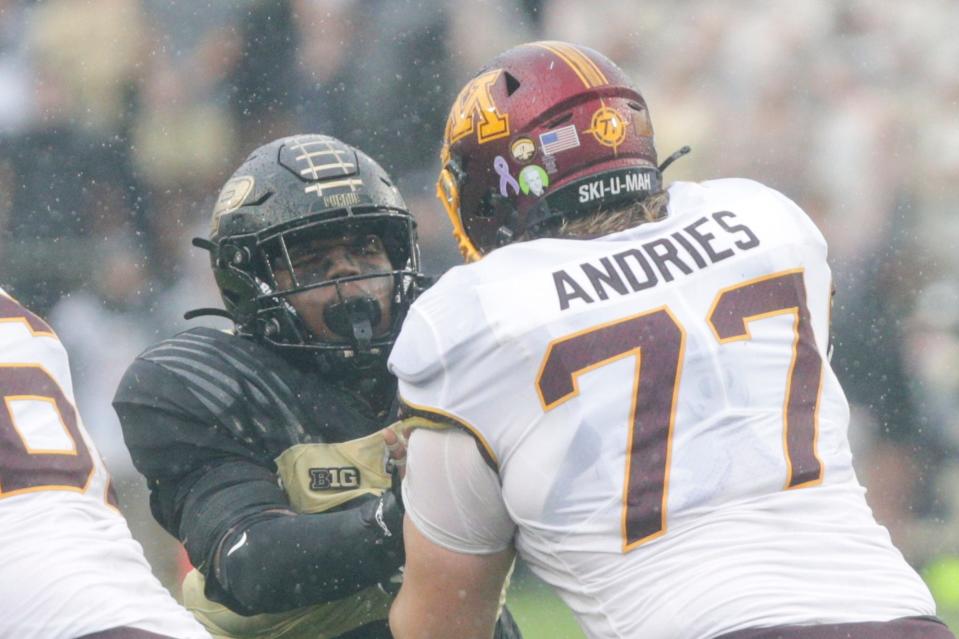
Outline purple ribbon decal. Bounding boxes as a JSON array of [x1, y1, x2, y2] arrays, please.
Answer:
[[494, 155, 520, 197]]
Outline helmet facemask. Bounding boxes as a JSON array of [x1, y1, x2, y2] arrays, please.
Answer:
[[252, 211, 420, 371], [195, 134, 425, 375]]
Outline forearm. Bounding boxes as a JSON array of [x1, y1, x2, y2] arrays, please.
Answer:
[[216, 492, 404, 614], [390, 516, 513, 639]]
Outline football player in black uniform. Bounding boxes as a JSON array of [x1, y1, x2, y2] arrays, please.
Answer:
[[113, 135, 521, 639]]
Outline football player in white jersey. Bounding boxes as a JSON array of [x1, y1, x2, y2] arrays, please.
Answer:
[[386, 42, 954, 639], [0, 289, 211, 639]]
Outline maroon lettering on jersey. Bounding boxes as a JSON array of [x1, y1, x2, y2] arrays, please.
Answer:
[[708, 268, 824, 488], [105, 477, 121, 509], [538, 307, 685, 550], [0, 366, 94, 497], [0, 294, 56, 336], [715, 616, 955, 639]]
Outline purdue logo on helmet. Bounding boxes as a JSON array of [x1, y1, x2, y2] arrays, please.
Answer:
[[193, 134, 423, 372], [436, 41, 662, 261]]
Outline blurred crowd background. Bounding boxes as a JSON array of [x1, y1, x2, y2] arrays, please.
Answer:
[[1, 0, 957, 633]]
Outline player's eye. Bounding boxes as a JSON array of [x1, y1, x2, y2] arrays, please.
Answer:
[[289, 255, 328, 282], [353, 234, 384, 256]]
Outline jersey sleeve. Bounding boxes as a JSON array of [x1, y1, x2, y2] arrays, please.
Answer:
[[389, 275, 488, 412], [114, 356, 406, 615], [113, 358, 291, 571], [403, 428, 515, 554], [388, 303, 446, 390], [391, 295, 517, 553], [761, 183, 829, 254], [695, 177, 828, 255], [388, 303, 456, 423]]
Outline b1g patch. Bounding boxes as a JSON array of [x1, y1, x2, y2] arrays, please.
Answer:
[[309, 466, 361, 490]]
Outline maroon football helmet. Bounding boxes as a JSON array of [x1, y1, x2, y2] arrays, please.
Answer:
[[437, 41, 660, 261]]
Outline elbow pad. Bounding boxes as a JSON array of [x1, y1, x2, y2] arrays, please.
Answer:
[[212, 493, 404, 614]]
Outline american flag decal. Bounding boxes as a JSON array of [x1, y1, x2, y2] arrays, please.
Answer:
[[539, 125, 580, 155]]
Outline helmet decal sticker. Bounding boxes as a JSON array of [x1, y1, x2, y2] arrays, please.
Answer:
[[287, 136, 357, 178], [279, 136, 365, 204], [510, 137, 536, 163], [434, 41, 660, 258], [445, 69, 510, 146], [202, 133, 422, 361], [304, 176, 364, 201], [211, 175, 254, 234], [317, 189, 363, 209], [577, 169, 654, 204], [494, 156, 521, 197], [633, 106, 654, 137], [588, 105, 629, 150], [519, 165, 549, 196], [539, 124, 580, 155]]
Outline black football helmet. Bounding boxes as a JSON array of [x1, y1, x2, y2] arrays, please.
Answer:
[[191, 134, 423, 372]]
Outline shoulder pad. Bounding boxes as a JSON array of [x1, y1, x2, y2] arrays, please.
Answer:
[[125, 328, 314, 445]]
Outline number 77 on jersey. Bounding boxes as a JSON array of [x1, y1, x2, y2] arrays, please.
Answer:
[[537, 268, 824, 551]]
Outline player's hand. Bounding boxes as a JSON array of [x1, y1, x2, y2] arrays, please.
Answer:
[[383, 426, 409, 480], [384, 421, 416, 513], [383, 417, 439, 509]]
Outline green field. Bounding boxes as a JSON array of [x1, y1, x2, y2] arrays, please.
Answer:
[[507, 568, 584, 639], [507, 559, 959, 638]]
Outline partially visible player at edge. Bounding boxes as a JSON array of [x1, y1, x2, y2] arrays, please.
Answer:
[[0, 289, 210, 639], [387, 41, 954, 639], [113, 134, 522, 639]]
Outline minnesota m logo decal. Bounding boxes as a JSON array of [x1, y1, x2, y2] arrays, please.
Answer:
[[445, 69, 510, 145]]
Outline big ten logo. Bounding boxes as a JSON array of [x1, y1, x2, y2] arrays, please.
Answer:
[[309, 466, 361, 490], [445, 69, 510, 146]]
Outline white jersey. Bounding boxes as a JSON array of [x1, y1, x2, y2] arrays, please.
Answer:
[[0, 289, 210, 639], [390, 179, 935, 638]]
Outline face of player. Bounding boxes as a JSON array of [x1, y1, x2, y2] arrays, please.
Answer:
[[273, 232, 394, 343], [527, 171, 544, 196]]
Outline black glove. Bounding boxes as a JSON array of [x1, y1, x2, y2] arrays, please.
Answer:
[[387, 454, 405, 512], [360, 489, 404, 549], [361, 490, 405, 596]]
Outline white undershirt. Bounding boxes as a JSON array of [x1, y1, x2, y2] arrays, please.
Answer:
[[402, 428, 515, 554]]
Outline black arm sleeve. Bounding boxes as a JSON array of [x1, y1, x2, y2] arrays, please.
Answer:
[[116, 392, 404, 616], [114, 398, 291, 571], [215, 492, 404, 614]]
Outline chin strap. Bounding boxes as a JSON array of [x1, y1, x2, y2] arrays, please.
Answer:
[[658, 145, 691, 173], [184, 237, 236, 322], [183, 307, 234, 321]]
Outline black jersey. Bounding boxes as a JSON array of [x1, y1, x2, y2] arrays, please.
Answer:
[[114, 327, 522, 639], [116, 326, 391, 464], [113, 327, 397, 586]]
